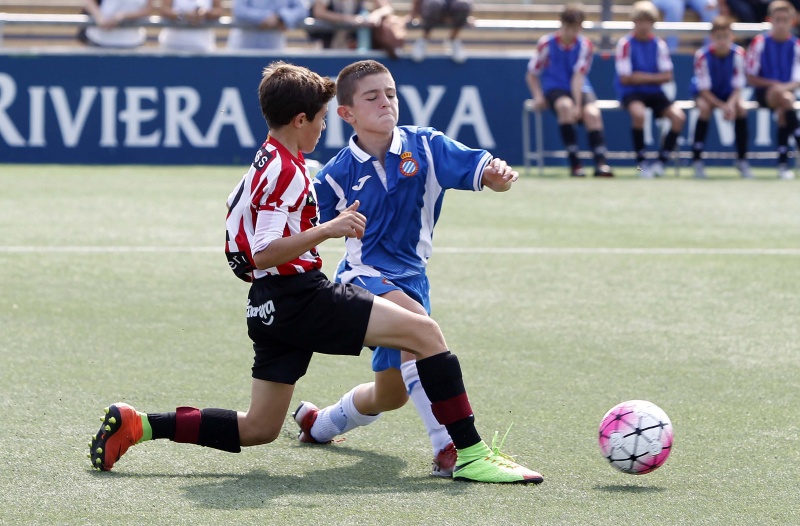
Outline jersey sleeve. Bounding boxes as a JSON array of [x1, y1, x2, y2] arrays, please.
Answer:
[[426, 130, 491, 192], [615, 36, 632, 77], [745, 35, 764, 77], [574, 37, 594, 75], [527, 35, 551, 76], [251, 164, 302, 255], [656, 38, 674, 72], [792, 40, 800, 83], [732, 46, 746, 90], [694, 48, 711, 92]]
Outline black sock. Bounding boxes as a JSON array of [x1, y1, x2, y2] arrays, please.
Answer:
[[778, 126, 789, 164], [693, 119, 709, 161], [785, 108, 799, 136], [633, 128, 646, 164], [147, 412, 176, 440], [735, 118, 748, 161], [152, 406, 242, 453], [415, 352, 481, 451], [660, 130, 680, 163], [559, 123, 579, 166], [588, 129, 608, 165]]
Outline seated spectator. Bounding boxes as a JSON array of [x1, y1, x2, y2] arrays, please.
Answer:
[[723, 0, 770, 23], [227, 0, 308, 50], [653, 0, 720, 50], [409, 0, 472, 64], [159, 0, 223, 52], [745, 0, 800, 179], [83, 0, 154, 48], [526, 4, 614, 177], [308, 0, 392, 50]]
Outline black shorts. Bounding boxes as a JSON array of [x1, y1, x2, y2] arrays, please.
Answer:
[[246, 269, 374, 384], [545, 89, 597, 110], [622, 92, 673, 117]]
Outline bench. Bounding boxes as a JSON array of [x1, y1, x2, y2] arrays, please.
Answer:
[[522, 98, 800, 177]]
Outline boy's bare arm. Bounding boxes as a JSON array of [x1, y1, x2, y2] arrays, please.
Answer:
[[253, 201, 365, 270], [619, 71, 673, 85]]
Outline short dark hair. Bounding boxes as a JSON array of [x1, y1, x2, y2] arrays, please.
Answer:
[[711, 15, 734, 33], [335, 60, 391, 106], [561, 4, 586, 26], [258, 61, 336, 129]]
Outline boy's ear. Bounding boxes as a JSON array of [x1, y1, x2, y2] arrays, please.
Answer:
[[337, 105, 354, 123], [292, 112, 308, 128]]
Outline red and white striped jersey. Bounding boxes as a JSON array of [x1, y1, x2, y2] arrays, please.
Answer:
[[225, 136, 322, 280]]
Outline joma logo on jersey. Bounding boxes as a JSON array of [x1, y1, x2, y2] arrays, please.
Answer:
[[399, 152, 419, 177], [246, 299, 275, 326]]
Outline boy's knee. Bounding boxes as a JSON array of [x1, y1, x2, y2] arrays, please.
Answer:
[[240, 420, 281, 446]]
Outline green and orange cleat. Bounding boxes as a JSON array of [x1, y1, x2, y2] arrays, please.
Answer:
[[89, 403, 143, 471]]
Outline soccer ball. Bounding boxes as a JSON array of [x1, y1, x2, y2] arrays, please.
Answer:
[[598, 400, 674, 474]]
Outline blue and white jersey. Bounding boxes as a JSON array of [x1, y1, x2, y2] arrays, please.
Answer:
[[614, 32, 673, 100], [528, 31, 595, 95], [314, 126, 491, 282], [690, 43, 746, 100], [746, 33, 800, 84]]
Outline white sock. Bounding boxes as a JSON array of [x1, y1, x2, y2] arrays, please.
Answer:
[[310, 384, 380, 443], [401, 360, 453, 455]]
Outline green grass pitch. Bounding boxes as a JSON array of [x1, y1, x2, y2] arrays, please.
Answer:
[[1, 165, 799, 525]]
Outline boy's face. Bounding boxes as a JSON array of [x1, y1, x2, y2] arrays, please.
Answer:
[[770, 10, 796, 38], [633, 17, 654, 39], [299, 106, 327, 154], [561, 23, 581, 44], [711, 28, 733, 53], [339, 72, 398, 135]]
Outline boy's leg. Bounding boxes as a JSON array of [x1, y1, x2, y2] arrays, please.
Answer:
[[364, 297, 543, 483], [90, 379, 292, 471], [582, 102, 613, 176], [692, 97, 712, 162], [733, 102, 753, 177], [659, 104, 685, 165], [627, 100, 648, 167], [553, 95, 583, 176]]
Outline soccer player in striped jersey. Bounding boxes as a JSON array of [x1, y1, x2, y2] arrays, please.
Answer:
[[615, 1, 686, 178], [293, 60, 539, 481], [89, 61, 543, 485], [526, 4, 613, 177], [690, 16, 752, 179], [745, 0, 800, 180]]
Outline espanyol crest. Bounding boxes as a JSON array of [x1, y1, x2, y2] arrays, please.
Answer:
[[399, 152, 419, 177]]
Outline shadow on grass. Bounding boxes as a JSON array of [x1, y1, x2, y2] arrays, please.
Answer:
[[91, 444, 465, 509], [594, 484, 666, 494]]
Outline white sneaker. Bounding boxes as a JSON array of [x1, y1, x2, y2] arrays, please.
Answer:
[[638, 162, 655, 178], [411, 38, 426, 63], [778, 163, 796, 180], [650, 160, 665, 177], [692, 160, 707, 179], [446, 39, 466, 64], [736, 159, 753, 179]]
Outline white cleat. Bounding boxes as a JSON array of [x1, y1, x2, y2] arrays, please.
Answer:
[[736, 160, 754, 179], [778, 163, 796, 180]]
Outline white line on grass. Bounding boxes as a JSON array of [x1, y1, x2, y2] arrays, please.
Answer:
[[1, 246, 800, 255]]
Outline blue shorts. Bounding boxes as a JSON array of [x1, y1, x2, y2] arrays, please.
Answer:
[[335, 262, 431, 372]]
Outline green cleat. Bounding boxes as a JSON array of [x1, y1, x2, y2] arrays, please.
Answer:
[[452, 427, 544, 484]]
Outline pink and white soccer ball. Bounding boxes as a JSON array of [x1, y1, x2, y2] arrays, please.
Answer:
[[598, 400, 674, 474]]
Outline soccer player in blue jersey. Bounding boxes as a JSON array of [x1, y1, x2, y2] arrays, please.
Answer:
[[615, 1, 686, 178], [293, 60, 528, 480], [690, 16, 752, 179], [745, 0, 800, 180], [526, 4, 613, 178]]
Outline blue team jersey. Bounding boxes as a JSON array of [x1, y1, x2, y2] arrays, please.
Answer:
[[690, 43, 746, 100], [527, 31, 595, 95], [315, 126, 490, 281], [614, 32, 673, 100], [745, 33, 800, 85]]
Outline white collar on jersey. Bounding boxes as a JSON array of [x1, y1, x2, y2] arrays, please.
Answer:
[[348, 127, 403, 163]]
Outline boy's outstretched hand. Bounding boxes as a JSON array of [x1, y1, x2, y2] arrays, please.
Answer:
[[481, 158, 519, 192], [327, 200, 366, 239]]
